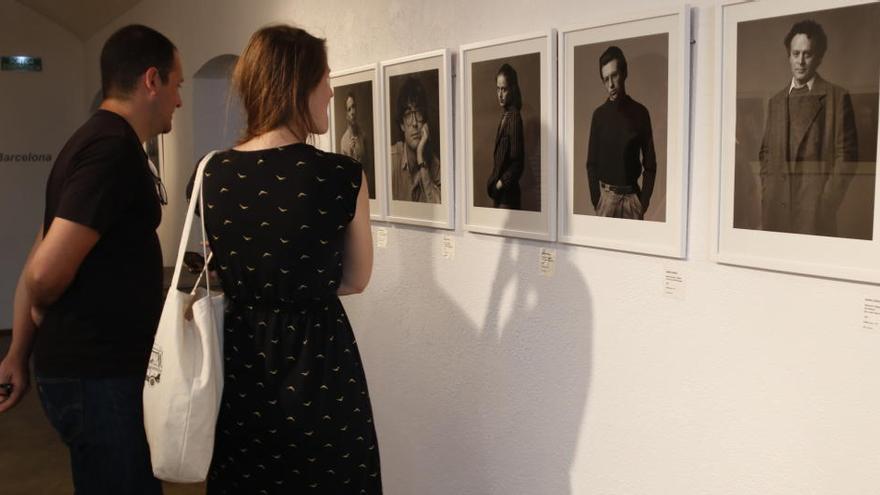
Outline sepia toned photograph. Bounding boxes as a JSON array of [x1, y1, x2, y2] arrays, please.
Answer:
[[471, 53, 541, 212], [332, 80, 376, 199], [387, 69, 442, 204], [461, 33, 556, 241], [732, 3, 880, 240], [716, 0, 880, 282], [572, 33, 668, 222], [559, 9, 690, 257], [330, 65, 385, 220], [381, 50, 454, 229]]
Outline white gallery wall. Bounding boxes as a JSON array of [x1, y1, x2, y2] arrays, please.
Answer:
[[0, 0, 86, 328], [49, 0, 880, 493]]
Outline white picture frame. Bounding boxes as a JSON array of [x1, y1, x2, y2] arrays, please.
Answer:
[[330, 64, 386, 220], [558, 7, 691, 258], [713, 0, 880, 282], [460, 31, 557, 241], [380, 49, 455, 229]]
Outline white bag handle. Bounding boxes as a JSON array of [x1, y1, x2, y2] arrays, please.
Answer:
[[190, 177, 214, 296], [189, 252, 213, 296], [170, 151, 218, 293]]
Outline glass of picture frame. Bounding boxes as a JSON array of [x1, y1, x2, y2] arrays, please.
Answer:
[[558, 7, 691, 258], [380, 49, 455, 229], [330, 64, 386, 221], [713, 0, 880, 282], [460, 31, 557, 241]]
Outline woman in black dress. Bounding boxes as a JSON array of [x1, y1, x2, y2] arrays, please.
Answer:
[[200, 25, 379, 494], [486, 63, 525, 209]]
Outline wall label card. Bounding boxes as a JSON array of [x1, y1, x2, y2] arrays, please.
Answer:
[[441, 235, 455, 259], [663, 268, 685, 300], [375, 227, 388, 248], [862, 297, 880, 332], [540, 248, 556, 276]]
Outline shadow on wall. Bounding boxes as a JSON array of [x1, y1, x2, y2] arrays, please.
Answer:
[[193, 54, 244, 161], [186, 54, 245, 251], [362, 214, 593, 494]]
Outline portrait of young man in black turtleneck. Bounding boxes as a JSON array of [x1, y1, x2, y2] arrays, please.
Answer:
[[585, 45, 657, 220]]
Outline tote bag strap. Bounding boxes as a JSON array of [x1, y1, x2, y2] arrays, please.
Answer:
[[194, 161, 214, 294], [169, 150, 219, 293], [189, 252, 213, 296]]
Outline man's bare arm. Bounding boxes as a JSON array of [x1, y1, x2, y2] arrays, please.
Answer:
[[26, 218, 100, 309], [0, 228, 43, 412]]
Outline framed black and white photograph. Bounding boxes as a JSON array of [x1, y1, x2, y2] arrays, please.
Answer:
[[460, 31, 557, 241], [330, 64, 385, 220], [714, 0, 880, 282], [559, 7, 691, 257], [380, 49, 454, 229]]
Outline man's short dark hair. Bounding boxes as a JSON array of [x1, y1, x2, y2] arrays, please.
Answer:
[[101, 24, 176, 99], [598, 46, 628, 80], [784, 20, 827, 60], [395, 76, 430, 126]]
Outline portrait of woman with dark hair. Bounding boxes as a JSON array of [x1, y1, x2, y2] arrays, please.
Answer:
[[469, 51, 541, 214], [486, 63, 525, 209]]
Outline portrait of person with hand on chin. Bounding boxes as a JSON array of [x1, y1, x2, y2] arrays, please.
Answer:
[[390, 74, 441, 203]]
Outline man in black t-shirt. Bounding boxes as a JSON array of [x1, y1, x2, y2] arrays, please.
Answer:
[[0, 25, 182, 493], [586, 45, 657, 220]]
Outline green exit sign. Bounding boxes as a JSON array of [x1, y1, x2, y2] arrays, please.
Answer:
[[1, 56, 42, 72]]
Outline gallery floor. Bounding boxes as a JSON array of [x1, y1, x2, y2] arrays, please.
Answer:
[[0, 335, 205, 494]]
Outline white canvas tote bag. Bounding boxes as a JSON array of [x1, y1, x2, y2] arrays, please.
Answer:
[[144, 151, 225, 482]]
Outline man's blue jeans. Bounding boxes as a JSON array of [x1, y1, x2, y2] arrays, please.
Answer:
[[36, 375, 163, 494]]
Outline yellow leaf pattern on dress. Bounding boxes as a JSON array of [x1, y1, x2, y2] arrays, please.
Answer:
[[199, 147, 379, 493]]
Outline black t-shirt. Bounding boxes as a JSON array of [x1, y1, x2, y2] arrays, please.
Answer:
[[33, 110, 164, 378]]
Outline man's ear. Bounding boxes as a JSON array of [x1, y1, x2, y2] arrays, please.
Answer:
[[144, 67, 161, 96]]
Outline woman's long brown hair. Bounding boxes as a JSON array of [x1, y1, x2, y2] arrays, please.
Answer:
[[233, 25, 327, 144]]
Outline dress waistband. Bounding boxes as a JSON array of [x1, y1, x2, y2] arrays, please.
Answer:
[[226, 294, 338, 312]]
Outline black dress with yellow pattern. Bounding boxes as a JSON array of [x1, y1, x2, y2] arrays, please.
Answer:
[[200, 144, 382, 494]]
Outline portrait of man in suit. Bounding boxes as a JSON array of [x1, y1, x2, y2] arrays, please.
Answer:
[[758, 19, 858, 237]]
